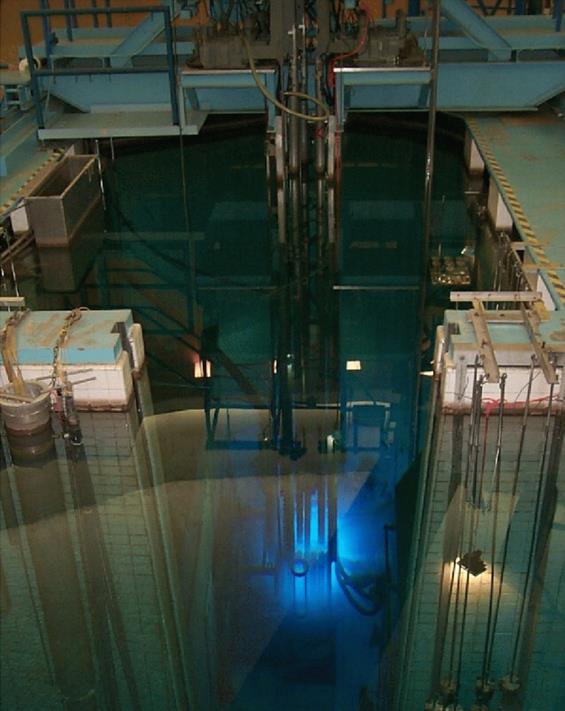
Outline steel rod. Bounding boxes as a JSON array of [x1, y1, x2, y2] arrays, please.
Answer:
[[509, 380, 555, 679], [450, 291, 541, 303], [421, 0, 441, 277], [481, 374, 506, 684], [33, 67, 173, 76], [485, 357, 535, 676], [22, 6, 165, 17]]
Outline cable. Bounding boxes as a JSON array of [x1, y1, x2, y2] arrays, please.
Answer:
[[242, 36, 330, 122], [335, 558, 383, 616], [449, 365, 482, 682], [480, 374, 506, 685], [509, 379, 556, 680], [484, 357, 535, 679], [327, 10, 369, 90]]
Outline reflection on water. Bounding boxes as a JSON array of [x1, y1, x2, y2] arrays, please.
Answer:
[[1, 406, 397, 710], [1, 119, 472, 709]]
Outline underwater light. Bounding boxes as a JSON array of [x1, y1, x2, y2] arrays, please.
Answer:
[[194, 359, 212, 379], [346, 360, 362, 371], [457, 550, 487, 577]]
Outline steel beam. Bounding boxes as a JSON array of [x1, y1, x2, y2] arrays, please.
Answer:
[[441, 0, 512, 60], [520, 305, 558, 385], [110, 8, 167, 68], [336, 62, 565, 115], [450, 291, 543, 302]]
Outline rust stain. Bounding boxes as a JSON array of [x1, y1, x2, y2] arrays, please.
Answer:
[[501, 114, 558, 127]]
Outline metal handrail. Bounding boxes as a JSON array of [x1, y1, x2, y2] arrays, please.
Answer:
[[21, 5, 179, 129]]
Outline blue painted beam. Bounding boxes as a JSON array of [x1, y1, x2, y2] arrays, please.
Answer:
[[336, 62, 565, 116], [182, 68, 279, 128], [110, 10, 167, 67], [441, 0, 512, 60], [28, 39, 194, 60], [419, 32, 565, 51], [38, 73, 174, 109]]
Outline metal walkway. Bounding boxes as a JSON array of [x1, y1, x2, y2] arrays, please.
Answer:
[[467, 112, 565, 307]]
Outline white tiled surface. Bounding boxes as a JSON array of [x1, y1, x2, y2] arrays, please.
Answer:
[[0, 351, 133, 409], [0, 322, 144, 410]]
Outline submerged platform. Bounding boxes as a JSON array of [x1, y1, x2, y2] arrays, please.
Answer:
[[0, 309, 145, 411]]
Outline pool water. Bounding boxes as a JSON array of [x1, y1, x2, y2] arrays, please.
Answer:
[[1, 116, 473, 710]]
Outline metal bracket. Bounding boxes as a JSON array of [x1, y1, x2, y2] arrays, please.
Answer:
[[455, 355, 468, 402], [520, 305, 558, 385], [0, 297, 26, 309], [450, 290, 542, 303], [469, 299, 500, 383]]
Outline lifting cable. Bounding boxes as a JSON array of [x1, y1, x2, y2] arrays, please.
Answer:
[[171, 10, 200, 327], [508, 378, 556, 681], [455, 368, 484, 699], [484, 357, 535, 676], [447, 360, 481, 682], [446, 360, 480, 679], [480, 374, 506, 684], [326, 11, 369, 91], [242, 36, 330, 122]]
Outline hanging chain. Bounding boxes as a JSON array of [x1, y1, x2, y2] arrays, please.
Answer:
[[0, 309, 30, 392], [0, 308, 29, 349], [50, 308, 85, 389]]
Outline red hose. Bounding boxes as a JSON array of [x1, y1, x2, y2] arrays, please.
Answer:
[[328, 11, 369, 90]]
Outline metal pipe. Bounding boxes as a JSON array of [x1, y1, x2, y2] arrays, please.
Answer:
[[91, 0, 100, 28], [23, 6, 165, 17], [422, 0, 441, 277], [288, 26, 300, 176], [105, 0, 113, 27], [509, 379, 556, 680], [70, 0, 79, 28], [299, 20, 308, 166], [163, 5, 180, 126], [39, 0, 51, 62], [412, 0, 441, 459], [33, 67, 174, 76], [63, 0, 74, 41], [480, 374, 506, 685], [396, 370, 442, 709], [314, 60, 325, 176], [20, 14, 45, 129], [485, 357, 535, 677]]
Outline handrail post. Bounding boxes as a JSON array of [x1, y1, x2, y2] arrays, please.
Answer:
[[69, 0, 78, 28], [22, 6, 179, 131], [163, 6, 180, 126], [39, 0, 51, 60], [63, 0, 74, 41], [105, 0, 112, 27], [422, 0, 441, 281], [555, 0, 563, 32], [91, 0, 99, 28], [21, 13, 45, 129]]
